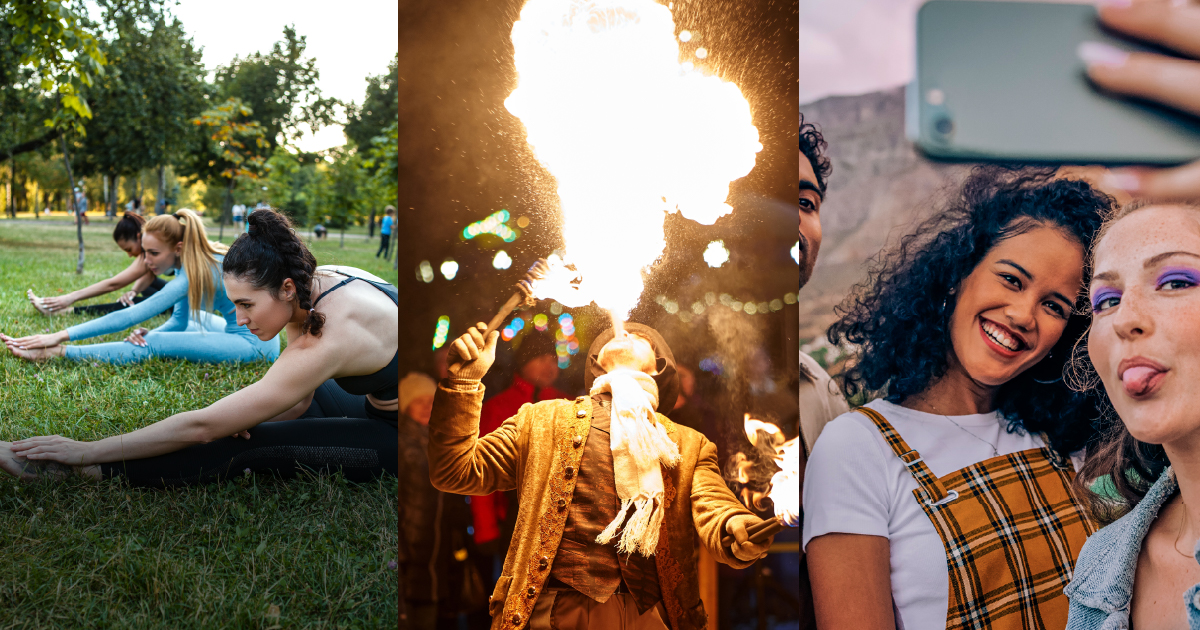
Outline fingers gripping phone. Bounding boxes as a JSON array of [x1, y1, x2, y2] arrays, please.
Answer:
[[909, 0, 1200, 165]]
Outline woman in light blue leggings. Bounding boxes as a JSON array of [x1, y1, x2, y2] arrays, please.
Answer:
[[3, 209, 279, 364]]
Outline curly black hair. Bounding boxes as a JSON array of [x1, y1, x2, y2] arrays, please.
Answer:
[[800, 113, 832, 195], [827, 166, 1115, 455], [223, 208, 326, 336]]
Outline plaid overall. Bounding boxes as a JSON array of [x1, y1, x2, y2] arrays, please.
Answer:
[[856, 407, 1096, 630]]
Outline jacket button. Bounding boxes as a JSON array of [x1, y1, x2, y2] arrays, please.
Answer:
[[539, 556, 549, 569], [511, 613, 522, 625], [573, 436, 582, 448], [527, 586, 537, 598], [557, 498, 567, 510], [576, 409, 586, 418], [564, 466, 575, 478]]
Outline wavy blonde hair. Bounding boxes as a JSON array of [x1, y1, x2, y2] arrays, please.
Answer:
[[143, 209, 228, 322]]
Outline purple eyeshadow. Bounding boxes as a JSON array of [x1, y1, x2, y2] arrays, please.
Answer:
[[1090, 287, 1120, 311], [1158, 266, 1200, 285]]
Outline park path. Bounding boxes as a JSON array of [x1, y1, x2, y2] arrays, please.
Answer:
[[0, 218, 376, 240]]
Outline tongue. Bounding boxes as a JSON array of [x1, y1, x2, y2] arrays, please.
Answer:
[[1122, 366, 1159, 395]]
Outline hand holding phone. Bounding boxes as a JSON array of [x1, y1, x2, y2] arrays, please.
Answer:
[[1084, 0, 1200, 200]]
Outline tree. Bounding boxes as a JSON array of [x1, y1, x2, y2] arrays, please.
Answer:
[[211, 26, 336, 150], [344, 54, 398, 154], [0, 0, 106, 150], [72, 1, 206, 216], [192, 98, 268, 241]]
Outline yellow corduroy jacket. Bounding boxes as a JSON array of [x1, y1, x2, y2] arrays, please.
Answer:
[[428, 380, 759, 630]]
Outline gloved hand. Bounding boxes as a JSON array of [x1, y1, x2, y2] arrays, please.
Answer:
[[725, 514, 773, 562], [447, 322, 498, 382]]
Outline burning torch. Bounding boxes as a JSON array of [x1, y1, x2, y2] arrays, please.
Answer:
[[720, 416, 799, 547], [480, 258, 553, 338]]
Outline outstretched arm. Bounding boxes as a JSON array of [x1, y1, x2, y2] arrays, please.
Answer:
[[690, 437, 771, 567], [10, 334, 341, 465], [36, 256, 151, 311]]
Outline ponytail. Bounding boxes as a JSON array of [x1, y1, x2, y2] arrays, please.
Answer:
[[223, 208, 325, 336], [143, 209, 228, 323], [113, 212, 146, 244]]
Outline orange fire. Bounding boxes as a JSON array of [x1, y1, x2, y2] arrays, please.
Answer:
[[507, 0, 761, 321], [743, 415, 800, 527]]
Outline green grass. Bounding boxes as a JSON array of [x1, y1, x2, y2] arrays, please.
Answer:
[[0, 219, 399, 629]]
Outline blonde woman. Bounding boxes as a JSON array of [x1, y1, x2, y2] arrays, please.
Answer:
[[2, 209, 280, 364]]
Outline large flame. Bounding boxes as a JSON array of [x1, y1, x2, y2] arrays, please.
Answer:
[[507, 0, 761, 319], [743, 416, 800, 527]]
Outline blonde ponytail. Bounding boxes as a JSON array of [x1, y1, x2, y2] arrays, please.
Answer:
[[143, 209, 228, 322]]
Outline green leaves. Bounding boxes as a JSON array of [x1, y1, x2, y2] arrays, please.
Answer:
[[3, 0, 108, 133]]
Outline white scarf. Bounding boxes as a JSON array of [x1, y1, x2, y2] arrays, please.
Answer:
[[589, 368, 681, 557]]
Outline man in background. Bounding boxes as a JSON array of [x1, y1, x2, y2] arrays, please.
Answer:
[[797, 115, 849, 454], [377, 206, 395, 259]]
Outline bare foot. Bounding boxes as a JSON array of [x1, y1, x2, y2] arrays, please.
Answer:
[[27, 290, 55, 316], [5, 344, 62, 363]]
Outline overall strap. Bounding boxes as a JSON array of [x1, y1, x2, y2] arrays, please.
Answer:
[[855, 407, 953, 506]]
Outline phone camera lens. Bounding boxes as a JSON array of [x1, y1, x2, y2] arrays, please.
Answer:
[[934, 116, 954, 136]]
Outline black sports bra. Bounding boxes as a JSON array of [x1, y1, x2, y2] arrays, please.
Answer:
[[313, 271, 399, 401]]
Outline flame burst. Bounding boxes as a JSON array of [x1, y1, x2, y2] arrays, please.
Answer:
[[744, 416, 800, 527], [507, 0, 761, 320]]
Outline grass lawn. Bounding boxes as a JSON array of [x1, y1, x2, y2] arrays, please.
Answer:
[[0, 218, 399, 629]]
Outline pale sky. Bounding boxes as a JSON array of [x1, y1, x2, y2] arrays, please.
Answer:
[[171, 1, 398, 152], [800, 0, 1093, 105]]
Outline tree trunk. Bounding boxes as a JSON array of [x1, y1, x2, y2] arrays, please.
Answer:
[[368, 208, 376, 239], [219, 178, 234, 242], [157, 165, 165, 215], [61, 136, 84, 274], [340, 221, 345, 248]]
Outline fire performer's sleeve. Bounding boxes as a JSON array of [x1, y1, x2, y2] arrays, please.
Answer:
[[689, 436, 760, 569], [427, 380, 523, 496]]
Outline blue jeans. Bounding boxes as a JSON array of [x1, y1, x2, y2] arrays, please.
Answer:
[[63, 315, 280, 364]]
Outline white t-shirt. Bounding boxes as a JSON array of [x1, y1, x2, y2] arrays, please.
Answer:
[[802, 399, 1065, 630]]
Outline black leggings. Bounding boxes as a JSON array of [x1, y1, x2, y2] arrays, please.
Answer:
[[73, 277, 168, 316], [100, 380, 398, 488]]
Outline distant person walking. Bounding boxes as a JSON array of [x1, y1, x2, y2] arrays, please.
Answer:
[[231, 204, 245, 235], [376, 206, 394, 260], [73, 187, 89, 226]]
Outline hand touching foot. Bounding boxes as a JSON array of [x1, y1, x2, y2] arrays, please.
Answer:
[[0, 442, 76, 481]]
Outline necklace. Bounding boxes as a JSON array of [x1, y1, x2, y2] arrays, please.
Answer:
[[921, 397, 1000, 458], [1174, 497, 1195, 559]]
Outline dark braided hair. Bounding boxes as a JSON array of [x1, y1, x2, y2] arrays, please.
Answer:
[[113, 212, 146, 244], [223, 209, 326, 336]]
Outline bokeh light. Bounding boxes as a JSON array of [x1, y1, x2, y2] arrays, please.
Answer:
[[440, 259, 459, 280], [432, 316, 450, 350], [791, 241, 800, 264], [703, 240, 729, 268], [493, 250, 512, 270], [417, 260, 434, 283]]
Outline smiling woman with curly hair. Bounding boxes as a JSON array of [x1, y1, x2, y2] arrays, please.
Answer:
[[803, 167, 1113, 630]]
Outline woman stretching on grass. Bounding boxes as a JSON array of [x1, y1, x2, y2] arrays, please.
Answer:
[[27, 212, 168, 316], [0, 209, 399, 487], [2, 209, 279, 365]]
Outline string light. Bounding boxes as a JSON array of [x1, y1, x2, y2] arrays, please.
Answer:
[[440, 259, 459, 280], [432, 316, 451, 350], [556, 313, 579, 368], [493, 250, 513, 270], [656, 291, 798, 323]]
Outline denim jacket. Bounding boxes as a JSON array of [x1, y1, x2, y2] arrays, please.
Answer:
[[1065, 467, 1200, 629]]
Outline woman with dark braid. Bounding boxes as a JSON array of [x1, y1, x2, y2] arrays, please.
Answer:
[[3, 209, 275, 364], [26, 212, 168, 316], [0, 209, 398, 486]]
